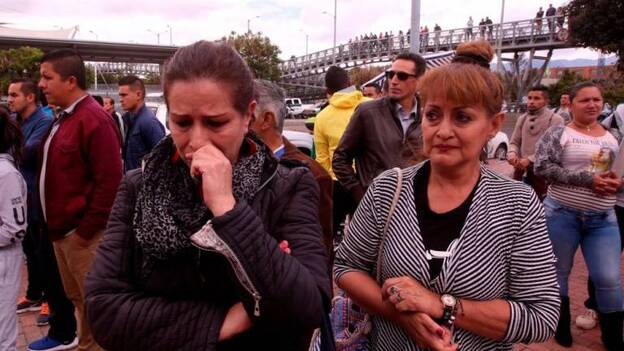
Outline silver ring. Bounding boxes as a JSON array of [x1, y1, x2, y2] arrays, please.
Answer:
[[396, 292, 404, 302]]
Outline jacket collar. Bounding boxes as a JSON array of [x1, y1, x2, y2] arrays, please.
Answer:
[[62, 94, 89, 116], [19, 107, 46, 129]]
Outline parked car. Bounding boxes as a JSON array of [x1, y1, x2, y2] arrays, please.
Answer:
[[146, 101, 315, 157], [285, 98, 304, 118], [486, 131, 509, 159], [283, 130, 314, 157], [146, 101, 170, 134]]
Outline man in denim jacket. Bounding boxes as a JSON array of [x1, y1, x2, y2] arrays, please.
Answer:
[[118, 75, 165, 172]]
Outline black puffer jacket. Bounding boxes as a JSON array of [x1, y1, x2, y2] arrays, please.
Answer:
[[84, 152, 331, 350]]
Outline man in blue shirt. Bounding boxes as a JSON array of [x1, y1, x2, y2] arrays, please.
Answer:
[[8, 78, 77, 343], [118, 75, 165, 172]]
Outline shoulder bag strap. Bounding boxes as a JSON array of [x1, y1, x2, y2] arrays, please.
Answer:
[[375, 167, 403, 282]]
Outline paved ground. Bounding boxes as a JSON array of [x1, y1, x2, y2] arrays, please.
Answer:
[[16, 247, 616, 350]]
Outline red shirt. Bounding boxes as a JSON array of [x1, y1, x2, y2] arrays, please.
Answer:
[[38, 96, 122, 240]]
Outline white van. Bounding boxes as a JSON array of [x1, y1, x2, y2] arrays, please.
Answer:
[[285, 98, 304, 117]]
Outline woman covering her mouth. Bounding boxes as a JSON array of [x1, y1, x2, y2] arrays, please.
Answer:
[[84, 40, 331, 351]]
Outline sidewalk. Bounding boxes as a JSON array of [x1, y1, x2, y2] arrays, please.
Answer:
[[16, 250, 614, 350]]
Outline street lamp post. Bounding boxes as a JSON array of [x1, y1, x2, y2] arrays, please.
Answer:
[[496, 0, 506, 72], [148, 29, 167, 45], [322, 0, 337, 63], [410, 0, 421, 53], [166, 24, 173, 45], [88, 30, 99, 90], [300, 30, 309, 57], [247, 16, 260, 34]]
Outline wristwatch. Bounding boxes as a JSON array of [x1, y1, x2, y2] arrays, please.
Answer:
[[440, 294, 458, 328]]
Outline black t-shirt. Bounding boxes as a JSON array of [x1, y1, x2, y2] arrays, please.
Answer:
[[414, 162, 479, 280]]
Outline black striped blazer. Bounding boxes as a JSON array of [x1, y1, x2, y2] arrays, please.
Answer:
[[334, 162, 560, 351]]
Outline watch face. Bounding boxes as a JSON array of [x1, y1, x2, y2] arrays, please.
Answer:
[[441, 294, 456, 307]]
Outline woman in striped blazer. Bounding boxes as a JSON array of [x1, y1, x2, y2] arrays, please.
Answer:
[[334, 41, 560, 351]]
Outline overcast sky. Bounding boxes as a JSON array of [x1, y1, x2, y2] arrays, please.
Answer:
[[1, 0, 604, 61]]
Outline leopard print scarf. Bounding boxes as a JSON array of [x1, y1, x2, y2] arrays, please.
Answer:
[[133, 135, 268, 260]]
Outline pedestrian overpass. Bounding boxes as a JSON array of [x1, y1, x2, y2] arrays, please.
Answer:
[[280, 15, 573, 100], [0, 15, 576, 101]]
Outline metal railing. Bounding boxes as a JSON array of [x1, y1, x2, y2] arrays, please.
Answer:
[[280, 15, 570, 78], [93, 62, 161, 75]]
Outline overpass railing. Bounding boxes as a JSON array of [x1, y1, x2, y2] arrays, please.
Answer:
[[280, 15, 569, 78]]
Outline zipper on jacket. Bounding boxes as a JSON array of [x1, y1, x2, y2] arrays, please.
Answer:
[[191, 224, 262, 316], [190, 162, 280, 317]]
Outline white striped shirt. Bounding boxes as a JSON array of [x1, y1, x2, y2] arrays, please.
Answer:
[[334, 163, 560, 351], [547, 127, 618, 211]]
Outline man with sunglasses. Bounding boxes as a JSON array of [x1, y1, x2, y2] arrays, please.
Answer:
[[333, 52, 426, 204]]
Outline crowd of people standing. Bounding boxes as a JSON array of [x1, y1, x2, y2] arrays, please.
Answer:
[[0, 26, 622, 351]]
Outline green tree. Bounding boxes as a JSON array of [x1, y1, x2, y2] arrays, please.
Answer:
[[548, 69, 584, 106], [0, 46, 44, 93], [223, 31, 282, 81], [597, 71, 624, 108], [567, 0, 624, 71]]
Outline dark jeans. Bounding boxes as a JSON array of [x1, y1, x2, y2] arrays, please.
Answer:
[[22, 222, 44, 301], [35, 225, 77, 342], [332, 181, 358, 240], [585, 205, 624, 311]]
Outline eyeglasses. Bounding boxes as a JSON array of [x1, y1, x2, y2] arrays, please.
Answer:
[[385, 70, 418, 81]]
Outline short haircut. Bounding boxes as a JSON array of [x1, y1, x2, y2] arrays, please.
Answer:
[[570, 81, 602, 101], [10, 78, 39, 103], [92, 95, 104, 106], [325, 66, 350, 95], [118, 75, 146, 98], [162, 41, 254, 116], [363, 82, 381, 93], [40, 49, 87, 90], [529, 85, 550, 100], [393, 52, 427, 78], [253, 79, 288, 133]]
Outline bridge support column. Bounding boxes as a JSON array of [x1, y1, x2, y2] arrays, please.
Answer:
[[501, 48, 553, 106]]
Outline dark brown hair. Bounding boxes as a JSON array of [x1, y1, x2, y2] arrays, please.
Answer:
[[119, 75, 146, 97], [0, 106, 23, 166], [10, 78, 39, 103], [162, 41, 254, 115], [570, 81, 603, 101], [325, 66, 350, 95], [41, 49, 87, 90], [418, 40, 503, 117], [529, 84, 550, 100], [393, 52, 427, 78]]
